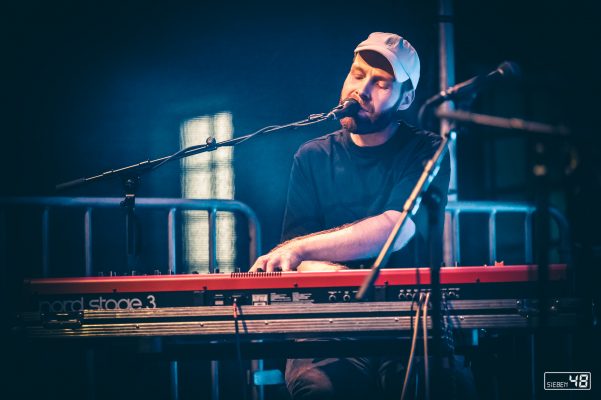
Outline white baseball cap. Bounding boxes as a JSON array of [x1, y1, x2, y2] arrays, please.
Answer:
[[354, 32, 420, 91]]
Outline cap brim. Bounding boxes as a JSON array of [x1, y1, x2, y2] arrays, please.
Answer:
[[355, 45, 410, 84]]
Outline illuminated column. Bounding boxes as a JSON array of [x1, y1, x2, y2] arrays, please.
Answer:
[[180, 113, 236, 273]]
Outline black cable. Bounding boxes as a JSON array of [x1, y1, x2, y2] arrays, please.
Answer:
[[233, 298, 248, 400], [223, 125, 282, 146], [150, 114, 329, 173], [401, 291, 424, 400], [441, 295, 457, 400], [417, 98, 437, 130], [151, 125, 278, 172], [423, 292, 431, 400]]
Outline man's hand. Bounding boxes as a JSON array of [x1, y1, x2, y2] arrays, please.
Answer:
[[249, 242, 304, 272], [296, 261, 348, 272]]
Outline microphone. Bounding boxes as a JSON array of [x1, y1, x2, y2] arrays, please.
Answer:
[[326, 98, 360, 120], [427, 61, 521, 107]]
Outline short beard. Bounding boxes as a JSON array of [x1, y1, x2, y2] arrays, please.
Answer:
[[339, 96, 403, 135]]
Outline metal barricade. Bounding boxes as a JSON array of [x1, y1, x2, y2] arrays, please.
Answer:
[[0, 197, 571, 273], [445, 201, 571, 266], [0, 196, 262, 277]]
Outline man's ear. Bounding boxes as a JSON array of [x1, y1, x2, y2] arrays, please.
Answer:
[[397, 89, 415, 111]]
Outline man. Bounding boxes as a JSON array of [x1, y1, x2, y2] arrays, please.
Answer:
[[250, 31, 448, 274], [250, 33, 473, 399]]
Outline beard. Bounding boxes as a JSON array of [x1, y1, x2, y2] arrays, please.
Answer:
[[339, 96, 403, 135]]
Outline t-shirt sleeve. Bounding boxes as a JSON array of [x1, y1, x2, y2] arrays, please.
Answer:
[[281, 151, 323, 242]]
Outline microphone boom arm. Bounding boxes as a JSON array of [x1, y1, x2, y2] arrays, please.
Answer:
[[56, 112, 331, 191]]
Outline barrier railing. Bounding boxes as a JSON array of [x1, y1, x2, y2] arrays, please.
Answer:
[[445, 201, 570, 265], [0, 197, 262, 277]]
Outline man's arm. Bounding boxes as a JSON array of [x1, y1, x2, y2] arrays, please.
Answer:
[[250, 210, 415, 272]]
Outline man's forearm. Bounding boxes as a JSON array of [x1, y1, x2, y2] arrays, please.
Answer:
[[291, 210, 415, 262], [250, 210, 415, 272]]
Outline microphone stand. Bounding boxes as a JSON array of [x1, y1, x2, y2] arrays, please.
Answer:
[[56, 112, 331, 271], [355, 130, 449, 300], [355, 124, 450, 400]]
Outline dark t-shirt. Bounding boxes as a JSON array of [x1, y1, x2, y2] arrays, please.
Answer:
[[281, 121, 450, 268]]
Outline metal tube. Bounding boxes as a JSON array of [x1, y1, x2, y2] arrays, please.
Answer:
[[446, 201, 535, 213], [170, 361, 179, 400], [168, 208, 177, 274], [452, 210, 461, 265], [208, 208, 217, 273], [251, 359, 264, 400], [42, 207, 50, 277], [84, 208, 93, 276], [438, 0, 456, 198], [439, 0, 457, 268], [530, 334, 536, 399], [248, 214, 261, 264], [549, 207, 572, 263], [525, 212, 533, 264], [85, 349, 96, 400], [443, 211, 454, 267], [211, 360, 220, 400], [488, 210, 497, 264]]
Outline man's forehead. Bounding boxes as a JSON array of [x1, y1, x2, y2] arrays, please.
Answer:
[[352, 51, 395, 79]]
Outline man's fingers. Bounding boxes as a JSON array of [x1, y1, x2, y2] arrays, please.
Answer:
[[249, 246, 302, 272], [280, 258, 291, 272], [249, 256, 267, 272], [265, 257, 281, 272]]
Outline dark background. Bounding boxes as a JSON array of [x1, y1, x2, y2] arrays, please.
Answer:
[[1, 0, 599, 399], [2, 0, 598, 261]]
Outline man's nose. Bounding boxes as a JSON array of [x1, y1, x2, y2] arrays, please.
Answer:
[[355, 80, 371, 101]]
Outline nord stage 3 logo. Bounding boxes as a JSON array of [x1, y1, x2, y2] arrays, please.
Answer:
[[38, 295, 158, 312]]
